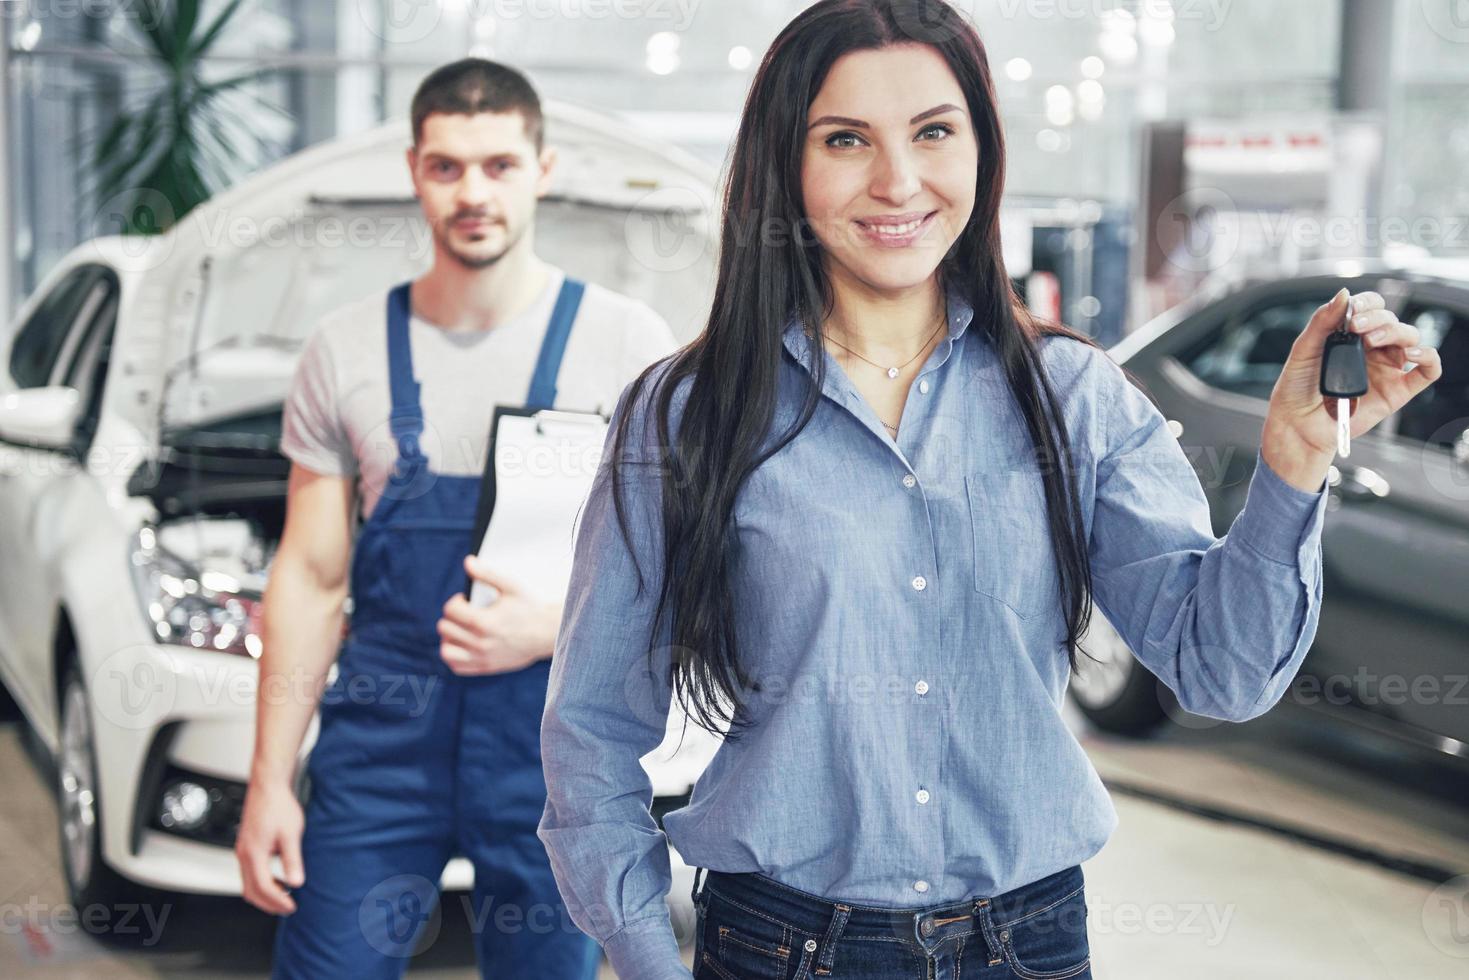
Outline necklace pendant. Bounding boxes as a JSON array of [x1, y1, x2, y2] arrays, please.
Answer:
[[886, 366, 899, 379]]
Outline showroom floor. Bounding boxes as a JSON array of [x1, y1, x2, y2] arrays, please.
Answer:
[[1, 697, 1467, 979]]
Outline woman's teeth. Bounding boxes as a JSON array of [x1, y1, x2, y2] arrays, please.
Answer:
[[864, 215, 928, 237]]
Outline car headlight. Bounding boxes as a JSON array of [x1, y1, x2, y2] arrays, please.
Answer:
[[129, 527, 264, 658]]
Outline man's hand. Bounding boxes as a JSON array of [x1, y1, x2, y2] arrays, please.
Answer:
[[437, 556, 561, 675], [236, 778, 305, 915]]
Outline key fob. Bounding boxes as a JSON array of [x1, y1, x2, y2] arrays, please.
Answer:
[[1320, 330, 1369, 398]]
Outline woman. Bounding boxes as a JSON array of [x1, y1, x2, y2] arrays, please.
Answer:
[[536, 2, 1441, 978]]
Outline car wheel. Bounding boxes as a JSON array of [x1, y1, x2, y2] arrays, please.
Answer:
[[1068, 608, 1170, 736], [58, 663, 152, 922]]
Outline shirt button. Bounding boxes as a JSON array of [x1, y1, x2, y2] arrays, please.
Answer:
[[913, 880, 930, 893], [919, 379, 931, 394], [915, 680, 929, 695], [911, 575, 927, 592], [915, 789, 930, 805], [902, 473, 917, 489]]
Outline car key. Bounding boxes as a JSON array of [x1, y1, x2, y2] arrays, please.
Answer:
[[1319, 296, 1370, 457]]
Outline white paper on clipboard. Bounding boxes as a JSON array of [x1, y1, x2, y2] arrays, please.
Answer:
[[469, 407, 610, 607]]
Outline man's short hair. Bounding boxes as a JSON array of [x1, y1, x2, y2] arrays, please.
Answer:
[[410, 58, 544, 151]]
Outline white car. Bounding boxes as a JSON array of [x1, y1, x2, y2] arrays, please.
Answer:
[[0, 101, 722, 933]]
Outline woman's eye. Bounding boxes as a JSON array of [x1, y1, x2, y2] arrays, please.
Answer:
[[825, 131, 865, 149], [918, 123, 955, 141]]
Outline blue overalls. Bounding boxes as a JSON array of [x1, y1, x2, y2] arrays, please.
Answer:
[[272, 278, 601, 980]]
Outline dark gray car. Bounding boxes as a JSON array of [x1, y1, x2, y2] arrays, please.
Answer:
[[1069, 260, 1469, 762]]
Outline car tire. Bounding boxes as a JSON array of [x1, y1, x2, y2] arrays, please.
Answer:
[[1068, 607, 1171, 736], [57, 662, 157, 932]]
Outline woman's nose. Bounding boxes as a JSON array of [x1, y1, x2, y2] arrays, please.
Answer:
[[869, 147, 922, 205]]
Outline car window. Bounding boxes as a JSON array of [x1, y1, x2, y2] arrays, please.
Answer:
[[47, 276, 113, 388], [1392, 302, 1469, 452], [1183, 296, 1320, 400], [64, 280, 121, 450], [7, 267, 101, 389]]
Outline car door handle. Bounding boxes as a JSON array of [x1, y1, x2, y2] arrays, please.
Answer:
[[1335, 465, 1389, 503]]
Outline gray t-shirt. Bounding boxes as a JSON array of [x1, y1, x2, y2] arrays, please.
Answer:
[[280, 266, 679, 519]]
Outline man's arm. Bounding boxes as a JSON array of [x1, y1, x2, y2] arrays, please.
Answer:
[[236, 462, 354, 914]]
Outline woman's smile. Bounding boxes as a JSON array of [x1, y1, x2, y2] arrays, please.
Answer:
[[855, 209, 939, 247]]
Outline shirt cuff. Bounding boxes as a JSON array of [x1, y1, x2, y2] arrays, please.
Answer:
[[1228, 447, 1329, 567], [1233, 448, 1330, 712], [601, 914, 692, 980]]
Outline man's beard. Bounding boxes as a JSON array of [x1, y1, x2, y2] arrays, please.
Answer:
[[438, 218, 524, 270]]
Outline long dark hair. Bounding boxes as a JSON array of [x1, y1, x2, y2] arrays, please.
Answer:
[[608, 0, 1101, 741]]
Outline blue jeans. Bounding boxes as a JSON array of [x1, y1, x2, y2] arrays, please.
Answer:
[[690, 864, 1091, 980]]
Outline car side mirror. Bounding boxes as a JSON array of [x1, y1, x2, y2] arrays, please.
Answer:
[[0, 386, 83, 450]]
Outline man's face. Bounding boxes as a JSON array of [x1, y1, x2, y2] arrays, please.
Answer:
[[408, 110, 555, 270]]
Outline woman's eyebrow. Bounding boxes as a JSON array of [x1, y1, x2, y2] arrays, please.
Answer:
[[807, 103, 966, 130], [911, 103, 965, 123]]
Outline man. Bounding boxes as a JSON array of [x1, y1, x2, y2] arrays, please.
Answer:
[[235, 58, 679, 978]]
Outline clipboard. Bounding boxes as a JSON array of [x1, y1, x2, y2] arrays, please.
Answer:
[[465, 403, 611, 606]]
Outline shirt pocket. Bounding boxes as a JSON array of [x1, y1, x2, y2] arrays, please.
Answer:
[[964, 468, 1061, 620]]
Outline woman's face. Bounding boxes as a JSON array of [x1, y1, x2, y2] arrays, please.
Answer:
[[801, 43, 979, 298]]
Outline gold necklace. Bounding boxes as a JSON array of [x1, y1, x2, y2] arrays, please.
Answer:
[[825, 314, 947, 380], [825, 313, 947, 437]]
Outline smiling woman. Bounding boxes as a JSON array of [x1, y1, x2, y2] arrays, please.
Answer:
[[538, 2, 1110, 978], [535, 2, 1398, 980]]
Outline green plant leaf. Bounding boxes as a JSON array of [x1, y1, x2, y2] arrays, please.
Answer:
[[190, 0, 248, 59], [81, 0, 289, 234], [132, 0, 177, 65], [174, 0, 202, 62]]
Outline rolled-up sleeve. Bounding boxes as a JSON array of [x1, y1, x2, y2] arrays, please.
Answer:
[[1087, 355, 1329, 722], [537, 368, 693, 980]]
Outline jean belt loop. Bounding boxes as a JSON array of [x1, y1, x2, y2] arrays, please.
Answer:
[[691, 867, 707, 908], [812, 903, 850, 976], [972, 897, 1004, 967]]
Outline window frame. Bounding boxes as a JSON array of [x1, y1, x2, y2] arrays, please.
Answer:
[[6, 264, 106, 391], [1388, 281, 1469, 460]]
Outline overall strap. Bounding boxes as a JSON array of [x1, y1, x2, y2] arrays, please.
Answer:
[[524, 276, 586, 410], [385, 281, 424, 460]]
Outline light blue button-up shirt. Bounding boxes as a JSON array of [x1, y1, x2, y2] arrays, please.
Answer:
[[538, 286, 1329, 980]]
